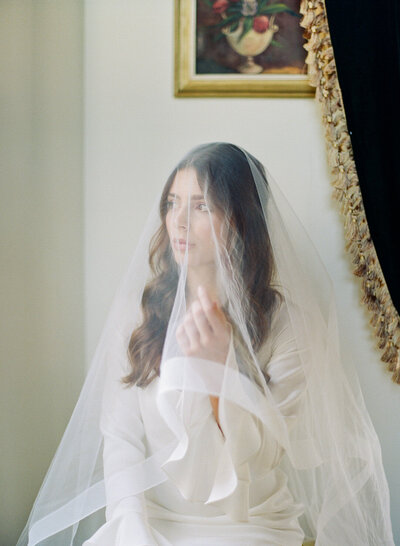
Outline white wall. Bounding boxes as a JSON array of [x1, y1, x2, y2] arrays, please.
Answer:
[[84, 2, 400, 544], [0, 2, 84, 545]]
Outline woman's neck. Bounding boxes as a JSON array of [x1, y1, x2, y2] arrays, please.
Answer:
[[186, 267, 219, 306]]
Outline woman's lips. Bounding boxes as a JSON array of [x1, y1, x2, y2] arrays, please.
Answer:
[[173, 238, 194, 252]]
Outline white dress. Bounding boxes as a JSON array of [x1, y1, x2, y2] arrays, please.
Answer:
[[84, 303, 306, 546]]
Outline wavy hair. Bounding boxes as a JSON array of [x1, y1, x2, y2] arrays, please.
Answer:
[[123, 143, 282, 387]]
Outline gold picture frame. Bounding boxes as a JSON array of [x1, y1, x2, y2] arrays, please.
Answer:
[[174, 0, 314, 98]]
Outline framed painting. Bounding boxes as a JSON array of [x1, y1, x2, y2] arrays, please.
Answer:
[[174, 0, 314, 98]]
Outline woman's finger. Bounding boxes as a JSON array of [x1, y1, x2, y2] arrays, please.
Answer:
[[176, 323, 191, 354], [191, 300, 213, 344], [182, 310, 201, 352], [197, 285, 226, 333]]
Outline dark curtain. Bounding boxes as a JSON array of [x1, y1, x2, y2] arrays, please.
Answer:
[[325, 0, 400, 313]]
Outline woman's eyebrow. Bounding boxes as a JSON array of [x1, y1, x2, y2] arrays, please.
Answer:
[[168, 193, 205, 200]]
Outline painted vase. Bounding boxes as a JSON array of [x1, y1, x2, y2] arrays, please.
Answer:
[[222, 16, 279, 74]]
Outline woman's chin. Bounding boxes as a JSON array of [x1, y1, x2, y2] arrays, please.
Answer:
[[173, 249, 194, 264]]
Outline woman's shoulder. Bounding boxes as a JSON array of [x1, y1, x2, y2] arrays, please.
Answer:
[[257, 296, 300, 361]]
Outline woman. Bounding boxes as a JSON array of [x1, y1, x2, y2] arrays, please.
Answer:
[[18, 143, 394, 545]]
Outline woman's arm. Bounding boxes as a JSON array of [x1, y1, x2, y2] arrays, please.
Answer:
[[101, 383, 147, 520], [262, 302, 308, 425], [84, 379, 159, 546], [176, 285, 231, 428]]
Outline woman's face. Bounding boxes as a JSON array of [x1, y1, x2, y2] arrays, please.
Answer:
[[165, 168, 224, 269]]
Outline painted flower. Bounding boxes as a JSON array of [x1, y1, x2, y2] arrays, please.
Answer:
[[213, 0, 229, 15], [241, 0, 258, 17], [203, 0, 299, 43], [253, 15, 269, 33]]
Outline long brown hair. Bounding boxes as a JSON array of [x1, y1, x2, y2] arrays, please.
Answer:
[[123, 143, 282, 387]]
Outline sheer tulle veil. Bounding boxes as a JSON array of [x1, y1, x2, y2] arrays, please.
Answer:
[[17, 143, 394, 545]]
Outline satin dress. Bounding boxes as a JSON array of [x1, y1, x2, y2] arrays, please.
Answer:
[[84, 302, 306, 546]]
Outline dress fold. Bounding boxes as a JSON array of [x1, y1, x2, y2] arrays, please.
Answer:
[[85, 301, 306, 545]]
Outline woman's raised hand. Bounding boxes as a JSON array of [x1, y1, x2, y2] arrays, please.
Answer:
[[176, 286, 231, 364]]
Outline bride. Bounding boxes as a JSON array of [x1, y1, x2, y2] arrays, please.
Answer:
[[18, 143, 394, 545]]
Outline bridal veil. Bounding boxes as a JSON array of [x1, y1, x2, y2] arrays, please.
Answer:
[[17, 143, 394, 546]]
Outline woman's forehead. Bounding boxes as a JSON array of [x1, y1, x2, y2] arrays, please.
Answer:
[[169, 168, 203, 197]]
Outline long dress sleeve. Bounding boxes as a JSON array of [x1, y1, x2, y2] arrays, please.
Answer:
[[262, 300, 308, 428], [158, 301, 307, 523], [83, 380, 159, 546]]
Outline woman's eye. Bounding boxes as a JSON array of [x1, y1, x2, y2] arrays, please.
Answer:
[[197, 203, 209, 212], [166, 200, 177, 209]]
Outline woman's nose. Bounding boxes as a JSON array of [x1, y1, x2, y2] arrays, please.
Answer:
[[173, 205, 189, 229]]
